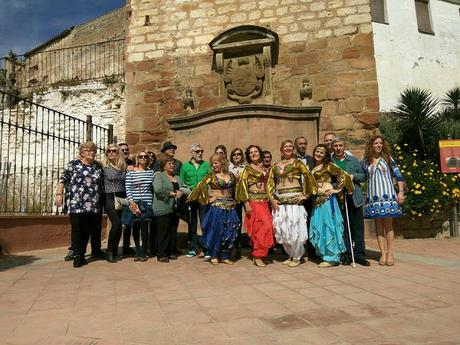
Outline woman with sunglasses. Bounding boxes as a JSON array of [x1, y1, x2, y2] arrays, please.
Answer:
[[236, 145, 274, 267], [229, 147, 245, 258], [103, 144, 127, 263], [125, 151, 155, 261], [267, 139, 317, 267], [187, 153, 240, 265]]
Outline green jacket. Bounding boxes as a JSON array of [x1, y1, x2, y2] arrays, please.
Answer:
[[179, 160, 211, 190], [152, 172, 190, 216], [331, 153, 366, 207]]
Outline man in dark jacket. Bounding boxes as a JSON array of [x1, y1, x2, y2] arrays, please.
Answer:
[[331, 136, 370, 266]]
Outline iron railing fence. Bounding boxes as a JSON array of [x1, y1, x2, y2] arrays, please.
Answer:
[[0, 90, 113, 215], [10, 38, 124, 91]]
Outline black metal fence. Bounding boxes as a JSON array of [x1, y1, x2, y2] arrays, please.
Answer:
[[0, 90, 113, 215], [11, 38, 124, 91]]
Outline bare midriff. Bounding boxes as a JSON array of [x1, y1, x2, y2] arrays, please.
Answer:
[[208, 188, 232, 199], [276, 176, 302, 193]]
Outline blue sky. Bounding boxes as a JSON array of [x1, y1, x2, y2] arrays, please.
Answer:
[[0, 0, 125, 60]]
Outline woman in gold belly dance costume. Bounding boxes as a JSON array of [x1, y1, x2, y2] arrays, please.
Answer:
[[267, 140, 317, 267]]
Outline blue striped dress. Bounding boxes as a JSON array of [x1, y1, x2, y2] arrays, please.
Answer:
[[125, 170, 155, 206], [362, 157, 404, 219]]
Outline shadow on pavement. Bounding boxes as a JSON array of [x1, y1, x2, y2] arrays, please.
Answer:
[[0, 254, 40, 272]]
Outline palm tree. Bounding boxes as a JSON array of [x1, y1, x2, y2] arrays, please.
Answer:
[[394, 87, 439, 155], [439, 87, 460, 139]]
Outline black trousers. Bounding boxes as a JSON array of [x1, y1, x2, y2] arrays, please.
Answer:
[[69, 213, 102, 257], [188, 202, 206, 252], [122, 224, 132, 252], [341, 198, 366, 260], [132, 221, 149, 257], [304, 199, 318, 259], [234, 204, 243, 251], [104, 194, 122, 255], [155, 214, 179, 259]]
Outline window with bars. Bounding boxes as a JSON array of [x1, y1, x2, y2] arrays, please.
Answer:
[[371, 0, 388, 24], [415, 0, 434, 34]]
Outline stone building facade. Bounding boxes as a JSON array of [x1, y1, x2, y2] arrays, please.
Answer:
[[124, 0, 379, 161]]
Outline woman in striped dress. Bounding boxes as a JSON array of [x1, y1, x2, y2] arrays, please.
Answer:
[[362, 135, 405, 266], [125, 151, 155, 261]]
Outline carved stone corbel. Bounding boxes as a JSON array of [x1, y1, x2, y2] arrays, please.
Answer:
[[215, 53, 224, 74]]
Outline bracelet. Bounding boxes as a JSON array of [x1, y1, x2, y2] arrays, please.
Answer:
[[56, 193, 63, 196]]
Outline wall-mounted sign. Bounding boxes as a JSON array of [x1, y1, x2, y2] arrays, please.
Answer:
[[439, 140, 460, 173]]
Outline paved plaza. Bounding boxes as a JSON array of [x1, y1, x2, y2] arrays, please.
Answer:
[[1, 238, 460, 345]]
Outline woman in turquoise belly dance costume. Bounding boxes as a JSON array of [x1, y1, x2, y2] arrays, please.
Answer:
[[361, 135, 405, 266], [187, 152, 240, 265], [309, 144, 354, 267]]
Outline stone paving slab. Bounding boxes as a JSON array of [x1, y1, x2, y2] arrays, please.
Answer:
[[1, 238, 460, 345]]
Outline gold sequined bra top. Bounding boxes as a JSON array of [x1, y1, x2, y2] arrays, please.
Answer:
[[266, 160, 317, 204], [235, 165, 269, 202]]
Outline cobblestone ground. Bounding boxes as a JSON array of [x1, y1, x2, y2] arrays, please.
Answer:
[[1, 238, 460, 345]]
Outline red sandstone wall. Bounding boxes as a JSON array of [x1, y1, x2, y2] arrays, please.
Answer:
[[124, 0, 379, 155]]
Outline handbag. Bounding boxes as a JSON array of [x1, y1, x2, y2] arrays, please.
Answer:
[[114, 196, 127, 210], [174, 193, 190, 222]]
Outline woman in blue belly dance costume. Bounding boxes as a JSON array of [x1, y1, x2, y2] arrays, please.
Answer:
[[187, 152, 240, 265], [310, 144, 354, 268], [361, 135, 405, 266]]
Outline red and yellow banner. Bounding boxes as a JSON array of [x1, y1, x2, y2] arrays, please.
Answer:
[[439, 140, 460, 173]]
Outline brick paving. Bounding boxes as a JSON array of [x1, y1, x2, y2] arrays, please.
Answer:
[[1, 238, 460, 345]]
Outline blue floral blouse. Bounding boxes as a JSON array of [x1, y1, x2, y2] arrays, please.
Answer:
[[60, 159, 104, 213]]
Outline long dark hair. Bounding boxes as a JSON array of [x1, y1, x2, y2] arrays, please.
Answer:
[[313, 144, 331, 165], [364, 135, 392, 165]]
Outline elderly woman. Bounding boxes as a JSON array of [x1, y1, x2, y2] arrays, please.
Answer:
[[125, 151, 155, 262], [229, 147, 245, 258], [267, 139, 316, 267], [103, 144, 127, 263], [236, 145, 274, 267], [55, 141, 104, 268], [361, 135, 405, 266], [310, 144, 354, 267], [187, 153, 241, 265], [153, 156, 190, 262]]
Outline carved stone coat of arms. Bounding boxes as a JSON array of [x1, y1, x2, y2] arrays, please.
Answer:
[[224, 56, 265, 104]]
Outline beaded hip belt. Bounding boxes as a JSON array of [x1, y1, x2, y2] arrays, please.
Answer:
[[248, 192, 268, 201], [274, 191, 304, 205]]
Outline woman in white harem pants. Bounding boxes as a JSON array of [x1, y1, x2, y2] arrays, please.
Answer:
[[267, 140, 317, 267]]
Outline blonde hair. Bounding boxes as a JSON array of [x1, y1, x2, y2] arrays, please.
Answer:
[[135, 151, 150, 167], [103, 143, 126, 171], [79, 141, 96, 153], [279, 139, 294, 160], [210, 152, 229, 173]]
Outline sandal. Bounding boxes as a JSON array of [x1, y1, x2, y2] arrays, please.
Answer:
[[254, 258, 266, 267], [386, 254, 394, 266]]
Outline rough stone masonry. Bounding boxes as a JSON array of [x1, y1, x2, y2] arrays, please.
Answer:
[[124, 0, 380, 157]]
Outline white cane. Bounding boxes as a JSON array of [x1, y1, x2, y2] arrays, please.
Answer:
[[344, 195, 356, 268]]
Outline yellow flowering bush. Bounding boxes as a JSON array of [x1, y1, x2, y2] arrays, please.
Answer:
[[394, 144, 460, 217]]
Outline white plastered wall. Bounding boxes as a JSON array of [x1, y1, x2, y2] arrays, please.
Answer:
[[372, 0, 460, 111]]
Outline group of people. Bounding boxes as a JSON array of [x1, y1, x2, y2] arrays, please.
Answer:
[[56, 132, 406, 269]]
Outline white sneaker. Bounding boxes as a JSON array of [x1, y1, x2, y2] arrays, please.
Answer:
[[204, 255, 211, 261]]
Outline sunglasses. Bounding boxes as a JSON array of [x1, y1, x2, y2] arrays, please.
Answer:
[[107, 149, 118, 153], [121, 149, 129, 152], [138, 155, 148, 159], [233, 152, 242, 156], [194, 150, 204, 153]]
